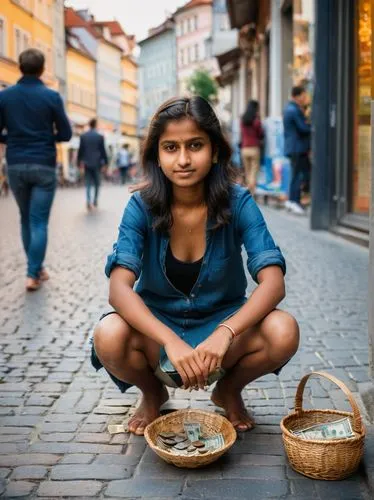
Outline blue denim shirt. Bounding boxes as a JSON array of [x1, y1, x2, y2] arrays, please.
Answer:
[[105, 184, 286, 324]]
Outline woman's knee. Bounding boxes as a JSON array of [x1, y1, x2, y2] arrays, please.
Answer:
[[93, 313, 131, 361], [263, 311, 300, 362]]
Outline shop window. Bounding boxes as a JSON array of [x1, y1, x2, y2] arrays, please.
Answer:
[[352, 0, 372, 214]]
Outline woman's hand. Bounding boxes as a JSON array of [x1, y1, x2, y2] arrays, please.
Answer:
[[164, 337, 208, 390], [195, 328, 232, 375]]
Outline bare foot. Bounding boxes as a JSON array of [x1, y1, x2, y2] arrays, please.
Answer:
[[211, 383, 255, 432], [128, 385, 169, 435]]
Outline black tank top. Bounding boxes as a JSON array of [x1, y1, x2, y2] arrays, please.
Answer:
[[165, 244, 203, 296]]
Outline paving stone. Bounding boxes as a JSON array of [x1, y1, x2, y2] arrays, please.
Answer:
[[3, 480, 35, 497], [59, 454, 95, 465], [0, 468, 11, 478], [0, 454, 61, 466], [183, 479, 289, 499], [30, 442, 122, 454], [51, 464, 134, 480], [93, 454, 140, 467], [40, 422, 79, 433], [105, 478, 183, 497], [11, 465, 48, 480], [37, 480, 102, 497]]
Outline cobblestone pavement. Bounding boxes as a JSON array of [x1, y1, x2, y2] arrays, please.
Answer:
[[0, 185, 373, 499]]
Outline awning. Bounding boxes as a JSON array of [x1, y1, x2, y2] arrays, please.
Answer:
[[68, 111, 91, 126], [226, 0, 258, 29], [216, 47, 241, 86]]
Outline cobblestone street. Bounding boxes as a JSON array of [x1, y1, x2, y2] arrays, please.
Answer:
[[0, 184, 373, 499]]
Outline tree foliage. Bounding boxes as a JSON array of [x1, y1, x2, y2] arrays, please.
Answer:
[[187, 68, 218, 103]]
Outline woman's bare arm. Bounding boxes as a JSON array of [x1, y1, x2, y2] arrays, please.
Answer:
[[196, 266, 285, 371], [219, 265, 285, 336], [109, 267, 178, 346]]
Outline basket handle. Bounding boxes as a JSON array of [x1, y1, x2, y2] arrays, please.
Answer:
[[294, 371, 363, 435]]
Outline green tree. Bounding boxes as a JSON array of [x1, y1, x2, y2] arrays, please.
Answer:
[[187, 68, 218, 103]]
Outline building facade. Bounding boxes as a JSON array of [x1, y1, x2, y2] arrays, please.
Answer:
[[65, 8, 123, 164], [53, 0, 66, 98], [95, 21, 139, 154], [65, 30, 96, 129], [175, 0, 218, 94], [0, 0, 57, 90], [138, 18, 177, 136]]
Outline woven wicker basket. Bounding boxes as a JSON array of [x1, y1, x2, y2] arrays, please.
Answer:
[[144, 409, 236, 468], [280, 371, 365, 480]]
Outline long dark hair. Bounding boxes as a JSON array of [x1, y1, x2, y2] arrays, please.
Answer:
[[140, 96, 236, 232], [242, 100, 259, 126]]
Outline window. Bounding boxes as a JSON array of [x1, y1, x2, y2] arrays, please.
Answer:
[[179, 48, 184, 67], [183, 19, 188, 35], [187, 18, 192, 33], [0, 18, 6, 57], [194, 15, 198, 31], [176, 23, 181, 37], [14, 27, 31, 59], [194, 44, 199, 61], [189, 45, 193, 63]]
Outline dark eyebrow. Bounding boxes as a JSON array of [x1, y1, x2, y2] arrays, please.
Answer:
[[160, 136, 206, 145]]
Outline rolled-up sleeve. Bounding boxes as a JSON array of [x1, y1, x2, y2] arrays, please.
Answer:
[[236, 190, 286, 282], [105, 193, 147, 279]]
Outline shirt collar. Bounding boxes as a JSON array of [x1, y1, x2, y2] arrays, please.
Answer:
[[18, 76, 44, 85]]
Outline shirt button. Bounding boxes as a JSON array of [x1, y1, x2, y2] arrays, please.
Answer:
[[190, 293, 195, 298]]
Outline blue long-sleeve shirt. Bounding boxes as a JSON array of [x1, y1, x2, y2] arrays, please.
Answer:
[[0, 76, 72, 167], [283, 101, 311, 156]]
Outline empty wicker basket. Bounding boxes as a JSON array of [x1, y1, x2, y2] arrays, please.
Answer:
[[280, 371, 365, 480], [144, 409, 236, 468]]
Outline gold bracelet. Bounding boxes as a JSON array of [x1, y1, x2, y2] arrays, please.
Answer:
[[218, 323, 237, 341]]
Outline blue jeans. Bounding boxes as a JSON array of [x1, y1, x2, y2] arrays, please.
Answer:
[[289, 153, 310, 204], [85, 167, 100, 205], [8, 164, 56, 278]]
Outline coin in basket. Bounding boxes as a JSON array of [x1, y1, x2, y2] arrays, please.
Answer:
[[159, 432, 176, 439], [198, 447, 209, 454], [174, 442, 189, 451], [174, 435, 188, 443], [187, 445, 196, 453], [192, 440, 205, 448], [160, 438, 176, 446]]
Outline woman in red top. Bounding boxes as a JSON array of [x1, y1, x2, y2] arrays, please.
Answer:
[[240, 100, 264, 193]]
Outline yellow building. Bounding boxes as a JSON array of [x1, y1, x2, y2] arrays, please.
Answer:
[[66, 31, 96, 130], [121, 54, 138, 149], [0, 0, 57, 89]]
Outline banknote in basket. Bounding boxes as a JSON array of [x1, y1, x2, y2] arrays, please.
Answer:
[[293, 417, 354, 440]]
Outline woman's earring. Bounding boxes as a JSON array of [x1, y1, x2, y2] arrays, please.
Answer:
[[212, 153, 218, 164]]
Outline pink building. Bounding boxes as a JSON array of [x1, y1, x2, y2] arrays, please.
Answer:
[[175, 0, 218, 94]]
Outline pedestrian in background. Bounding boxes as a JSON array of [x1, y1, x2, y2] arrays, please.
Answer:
[[283, 86, 311, 215], [0, 48, 72, 291], [91, 96, 299, 435], [78, 118, 108, 211], [240, 100, 264, 194], [116, 143, 132, 185]]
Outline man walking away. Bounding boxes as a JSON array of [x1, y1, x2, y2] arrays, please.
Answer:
[[283, 86, 311, 215], [116, 143, 131, 185], [78, 118, 108, 210], [0, 49, 72, 291]]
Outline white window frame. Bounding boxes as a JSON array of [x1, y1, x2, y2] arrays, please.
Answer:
[[0, 16, 7, 58], [13, 25, 30, 60]]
